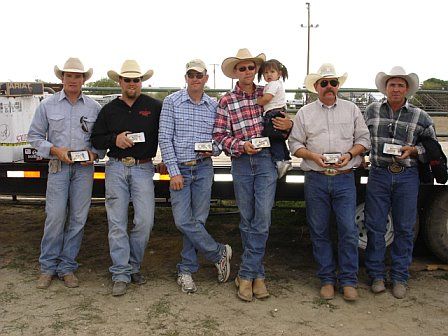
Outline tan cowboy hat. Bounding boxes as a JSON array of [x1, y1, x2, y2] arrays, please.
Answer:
[[107, 60, 154, 82], [54, 57, 93, 81], [221, 48, 266, 79], [375, 66, 419, 97], [304, 63, 348, 94]]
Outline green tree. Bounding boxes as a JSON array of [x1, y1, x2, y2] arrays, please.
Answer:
[[421, 78, 448, 90]]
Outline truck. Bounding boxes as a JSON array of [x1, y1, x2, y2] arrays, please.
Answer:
[[1, 84, 447, 263]]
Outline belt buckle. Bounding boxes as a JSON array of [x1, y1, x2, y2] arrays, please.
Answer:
[[184, 160, 197, 166], [388, 163, 404, 174], [122, 156, 136, 167], [324, 168, 338, 176]]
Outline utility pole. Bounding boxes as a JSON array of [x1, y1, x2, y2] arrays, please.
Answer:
[[300, 2, 319, 76], [210, 63, 219, 89]]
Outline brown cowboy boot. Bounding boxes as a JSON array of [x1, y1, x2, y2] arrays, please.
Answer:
[[235, 276, 253, 302], [253, 278, 269, 299]]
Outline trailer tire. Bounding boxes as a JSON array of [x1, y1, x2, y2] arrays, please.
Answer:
[[424, 191, 448, 263]]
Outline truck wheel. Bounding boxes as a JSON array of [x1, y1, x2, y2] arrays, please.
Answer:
[[356, 202, 394, 250], [424, 191, 448, 263]]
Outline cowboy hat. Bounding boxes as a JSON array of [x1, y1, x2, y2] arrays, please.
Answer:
[[375, 66, 419, 97], [221, 48, 266, 79], [304, 63, 348, 94], [107, 60, 154, 82], [54, 57, 93, 81]]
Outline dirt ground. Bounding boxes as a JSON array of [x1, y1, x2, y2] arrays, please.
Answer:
[[0, 202, 447, 336]]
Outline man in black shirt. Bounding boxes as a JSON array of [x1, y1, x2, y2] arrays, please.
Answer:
[[91, 60, 162, 296]]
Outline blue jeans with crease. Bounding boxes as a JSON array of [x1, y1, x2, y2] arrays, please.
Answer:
[[170, 158, 223, 275], [40, 163, 94, 277], [105, 159, 155, 283], [231, 149, 277, 280], [304, 171, 358, 287]]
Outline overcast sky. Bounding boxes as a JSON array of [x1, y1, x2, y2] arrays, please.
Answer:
[[2, 0, 447, 91]]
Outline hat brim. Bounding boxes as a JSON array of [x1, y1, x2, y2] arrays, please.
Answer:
[[107, 69, 154, 82], [375, 72, 419, 97], [304, 73, 348, 93], [221, 53, 266, 79], [54, 66, 93, 81]]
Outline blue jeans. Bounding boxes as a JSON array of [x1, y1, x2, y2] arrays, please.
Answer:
[[105, 159, 155, 283], [304, 171, 358, 286], [231, 149, 277, 280], [170, 158, 223, 274], [364, 165, 419, 284], [40, 163, 94, 276]]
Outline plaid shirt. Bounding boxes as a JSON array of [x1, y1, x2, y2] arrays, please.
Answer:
[[213, 83, 264, 157], [364, 99, 436, 167]]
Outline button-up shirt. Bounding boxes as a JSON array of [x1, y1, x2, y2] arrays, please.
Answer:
[[364, 99, 436, 168], [213, 83, 264, 157], [159, 89, 219, 177], [288, 98, 371, 171], [28, 90, 103, 159]]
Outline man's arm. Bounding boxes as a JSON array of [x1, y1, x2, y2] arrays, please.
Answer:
[[90, 106, 117, 150]]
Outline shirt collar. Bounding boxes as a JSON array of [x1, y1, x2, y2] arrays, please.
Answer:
[[181, 89, 208, 105], [233, 82, 257, 97], [382, 98, 409, 112], [59, 90, 86, 104], [318, 97, 338, 109]]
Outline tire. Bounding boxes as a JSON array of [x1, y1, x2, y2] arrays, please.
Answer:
[[423, 191, 448, 263], [356, 202, 394, 250]]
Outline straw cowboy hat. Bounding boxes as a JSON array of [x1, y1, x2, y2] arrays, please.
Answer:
[[54, 57, 93, 81], [375, 66, 419, 97], [107, 60, 154, 82], [221, 48, 266, 79], [304, 63, 348, 94]]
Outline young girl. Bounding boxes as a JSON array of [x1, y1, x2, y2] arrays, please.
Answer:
[[257, 59, 292, 178]]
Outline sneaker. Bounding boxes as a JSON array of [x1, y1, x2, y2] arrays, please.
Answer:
[[62, 273, 79, 288], [371, 279, 386, 294], [131, 273, 147, 285], [177, 273, 197, 293], [215, 244, 232, 283], [36, 274, 53, 289], [112, 281, 127, 296], [276, 161, 293, 179], [392, 282, 407, 299]]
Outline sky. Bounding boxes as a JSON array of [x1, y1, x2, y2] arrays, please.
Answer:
[[2, 0, 447, 91]]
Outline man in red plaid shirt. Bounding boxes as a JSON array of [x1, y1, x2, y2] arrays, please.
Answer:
[[213, 48, 293, 302]]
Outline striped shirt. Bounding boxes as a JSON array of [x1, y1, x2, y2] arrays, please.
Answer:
[[159, 89, 218, 177], [364, 100, 436, 167], [213, 83, 264, 157]]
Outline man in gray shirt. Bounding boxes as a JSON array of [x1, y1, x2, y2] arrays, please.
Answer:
[[288, 63, 370, 301]]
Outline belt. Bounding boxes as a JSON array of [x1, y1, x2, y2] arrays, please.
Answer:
[[317, 168, 353, 176], [116, 157, 152, 167], [181, 157, 210, 166], [387, 163, 404, 174]]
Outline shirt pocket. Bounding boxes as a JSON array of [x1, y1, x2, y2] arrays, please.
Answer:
[[47, 113, 65, 133]]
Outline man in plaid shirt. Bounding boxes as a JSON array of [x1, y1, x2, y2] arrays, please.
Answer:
[[213, 49, 293, 301]]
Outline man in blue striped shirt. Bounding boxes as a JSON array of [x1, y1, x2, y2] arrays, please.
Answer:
[[159, 59, 232, 293]]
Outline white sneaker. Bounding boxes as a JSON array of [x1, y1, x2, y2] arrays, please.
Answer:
[[276, 161, 293, 179], [215, 244, 232, 283], [177, 273, 197, 293]]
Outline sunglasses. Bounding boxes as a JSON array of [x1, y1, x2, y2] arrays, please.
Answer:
[[122, 77, 141, 83], [320, 79, 339, 88], [237, 65, 256, 72], [186, 72, 205, 79], [80, 116, 89, 133]]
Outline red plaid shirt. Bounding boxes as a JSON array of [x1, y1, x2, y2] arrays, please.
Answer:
[[213, 83, 264, 157]]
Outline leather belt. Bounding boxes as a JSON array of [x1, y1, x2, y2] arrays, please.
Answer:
[[181, 157, 210, 166], [317, 168, 353, 176], [387, 163, 404, 174], [116, 157, 152, 167]]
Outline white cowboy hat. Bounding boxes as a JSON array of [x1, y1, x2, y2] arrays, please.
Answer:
[[375, 66, 419, 97], [54, 57, 93, 81], [107, 60, 154, 82], [304, 63, 348, 94], [221, 48, 266, 79]]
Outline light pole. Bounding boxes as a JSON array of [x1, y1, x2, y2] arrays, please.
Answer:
[[210, 63, 219, 89], [300, 2, 319, 76]]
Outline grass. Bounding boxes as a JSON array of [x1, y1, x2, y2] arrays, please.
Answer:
[[312, 297, 338, 311], [434, 272, 448, 280]]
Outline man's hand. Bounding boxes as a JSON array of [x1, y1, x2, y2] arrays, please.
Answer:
[[244, 141, 260, 155], [170, 174, 184, 191], [272, 112, 293, 131], [397, 146, 417, 160], [116, 131, 134, 149], [310, 152, 330, 168], [51, 146, 73, 164], [200, 151, 213, 158], [156, 162, 168, 175], [334, 153, 351, 168], [81, 150, 98, 166]]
